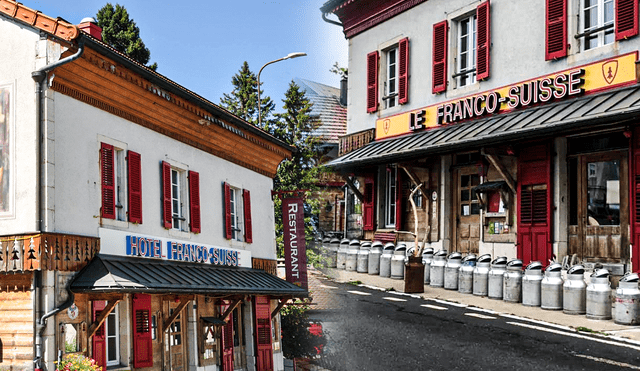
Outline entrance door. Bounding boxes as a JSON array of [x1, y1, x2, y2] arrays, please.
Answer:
[[254, 296, 273, 371], [453, 167, 481, 253], [221, 304, 234, 371], [164, 301, 186, 371], [568, 152, 628, 263]]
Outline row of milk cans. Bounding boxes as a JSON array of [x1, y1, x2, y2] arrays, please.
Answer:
[[322, 238, 640, 325]]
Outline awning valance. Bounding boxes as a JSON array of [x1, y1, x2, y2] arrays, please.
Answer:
[[70, 254, 307, 297]]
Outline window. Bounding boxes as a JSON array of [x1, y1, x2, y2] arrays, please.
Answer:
[[581, 0, 614, 50], [456, 14, 477, 87], [171, 168, 186, 230], [366, 38, 409, 112], [224, 183, 253, 242], [106, 305, 120, 366], [460, 174, 480, 216], [385, 167, 397, 228], [384, 47, 398, 108], [229, 187, 241, 240], [162, 162, 198, 232], [101, 143, 142, 223]]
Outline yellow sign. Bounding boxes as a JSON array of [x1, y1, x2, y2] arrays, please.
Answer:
[[376, 52, 638, 140]]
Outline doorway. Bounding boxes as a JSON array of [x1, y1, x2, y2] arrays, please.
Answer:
[[164, 301, 186, 371], [453, 166, 481, 254]]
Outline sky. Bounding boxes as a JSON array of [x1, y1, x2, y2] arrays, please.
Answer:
[[28, 0, 348, 111]]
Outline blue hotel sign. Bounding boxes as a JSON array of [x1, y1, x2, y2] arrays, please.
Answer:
[[126, 234, 240, 267]]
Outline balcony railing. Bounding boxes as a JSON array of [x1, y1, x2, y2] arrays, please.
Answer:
[[0, 233, 100, 273], [338, 128, 375, 157]]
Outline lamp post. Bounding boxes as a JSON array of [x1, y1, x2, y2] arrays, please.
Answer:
[[257, 52, 307, 127]]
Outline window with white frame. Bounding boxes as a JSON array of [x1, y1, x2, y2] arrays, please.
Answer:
[[384, 47, 399, 109], [106, 304, 120, 366], [580, 0, 614, 50], [384, 167, 397, 228], [171, 168, 187, 231], [456, 14, 477, 87], [113, 148, 126, 221], [229, 186, 243, 241]]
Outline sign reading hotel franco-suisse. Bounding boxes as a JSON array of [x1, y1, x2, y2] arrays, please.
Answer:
[[98, 228, 252, 267], [376, 52, 638, 140], [282, 197, 308, 289]]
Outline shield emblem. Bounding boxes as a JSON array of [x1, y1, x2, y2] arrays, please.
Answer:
[[383, 119, 391, 134], [602, 60, 618, 85]]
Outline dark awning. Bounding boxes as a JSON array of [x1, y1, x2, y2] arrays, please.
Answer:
[[473, 181, 508, 193], [328, 85, 640, 171], [70, 254, 307, 297]]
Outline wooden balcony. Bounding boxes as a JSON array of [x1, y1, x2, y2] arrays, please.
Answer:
[[338, 128, 375, 157], [0, 233, 100, 273]]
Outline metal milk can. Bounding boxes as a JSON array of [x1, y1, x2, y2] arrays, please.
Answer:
[[563, 264, 587, 315], [357, 241, 371, 273], [614, 272, 640, 325], [336, 238, 349, 270], [458, 253, 477, 294], [488, 257, 507, 299], [429, 249, 448, 288], [423, 248, 434, 284], [541, 263, 563, 310], [522, 261, 543, 307], [444, 252, 463, 290], [390, 243, 407, 280], [345, 239, 360, 271], [368, 241, 383, 275], [503, 259, 523, 303], [327, 238, 339, 268], [586, 268, 612, 320], [473, 254, 492, 296], [379, 243, 395, 278]]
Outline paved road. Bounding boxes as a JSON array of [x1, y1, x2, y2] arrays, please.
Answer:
[[308, 282, 640, 370]]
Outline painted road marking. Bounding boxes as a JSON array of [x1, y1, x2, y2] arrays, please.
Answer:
[[467, 307, 499, 315], [507, 322, 640, 352], [574, 354, 640, 369], [432, 299, 468, 308], [421, 304, 448, 311], [347, 290, 371, 296], [465, 313, 497, 320], [383, 297, 407, 302], [320, 285, 338, 289]]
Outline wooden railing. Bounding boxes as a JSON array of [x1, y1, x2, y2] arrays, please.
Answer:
[[0, 233, 100, 273], [338, 128, 375, 157]]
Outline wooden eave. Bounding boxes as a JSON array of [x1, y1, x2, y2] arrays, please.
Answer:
[[50, 46, 291, 177]]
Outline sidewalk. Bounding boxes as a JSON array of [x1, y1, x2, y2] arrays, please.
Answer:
[[313, 266, 640, 344]]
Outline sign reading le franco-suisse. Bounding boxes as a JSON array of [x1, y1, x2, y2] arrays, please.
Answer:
[[376, 52, 638, 140], [282, 197, 308, 289]]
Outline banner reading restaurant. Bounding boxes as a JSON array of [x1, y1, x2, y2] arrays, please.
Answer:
[[282, 196, 308, 289]]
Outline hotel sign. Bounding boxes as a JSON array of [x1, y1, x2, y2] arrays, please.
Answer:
[[376, 52, 638, 140]]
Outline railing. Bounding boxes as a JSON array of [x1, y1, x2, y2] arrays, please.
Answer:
[[338, 128, 375, 157], [0, 233, 100, 273]]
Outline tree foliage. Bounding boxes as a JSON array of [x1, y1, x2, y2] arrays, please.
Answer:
[[96, 3, 157, 71], [280, 301, 325, 360]]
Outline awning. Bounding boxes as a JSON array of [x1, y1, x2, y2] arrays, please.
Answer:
[[329, 85, 640, 171], [473, 181, 508, 193], [70, 254, 307, 297]]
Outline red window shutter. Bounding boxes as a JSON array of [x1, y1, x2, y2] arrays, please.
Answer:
[[92, 301, 107, 371], [398, 37, 410, 104], [432, 20, 448, 94], [132, 294, 153, 368], [545, 0, 567, 60], [254, 296, 273, 371], [366, 51, 379, 113], [162, 161, 172, 229], [100, 143, 116, 219], [188, 171, 201, 233], [221, 304, 234, 370], [395, 169, 403, 231], [127, 151, 142, 224], [363, 176, 376, 231], [476, 1, 491, 80], [616, 0, 639, 40], [224, 182, 232, 239], [243, 189, 253, 243]]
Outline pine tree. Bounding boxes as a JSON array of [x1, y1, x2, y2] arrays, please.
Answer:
[[219, 61, 275, 128], [96, 3, 157, 71]]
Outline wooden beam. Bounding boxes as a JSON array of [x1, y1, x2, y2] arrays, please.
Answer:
[[481, 148, 517, 194], [271, 297, 291, 319], [161, 297, 193, 334], [218, 298, 242, 323], [343, 176, 363, 202], [87, 299, 122, 339]]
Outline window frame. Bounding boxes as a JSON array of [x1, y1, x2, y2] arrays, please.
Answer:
[[455, 13, 477, 88], [579, 0, 615, 50], [229, 186, 244, 241], [105, 303, 120, 366], [169, 166, 188, 232], [384, 167, 397, 228], [383, 46, 399, 109]]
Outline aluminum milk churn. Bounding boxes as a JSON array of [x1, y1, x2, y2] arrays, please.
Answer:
[[503, 259, 523, 303], [357, 241, 371, 273], [444, 252, 463, 290], [458, 254, 477, 294], [391, 243, 407, 280], [614, 272, 640, 325], [321, 237, 330, 260], [563, 264, 587, 315], [368, 241, 383, 275], [473, 254, 492, 296], [522, 261, 543, 307], [345, 239, 360, 271], [586, 268, 612, 320], [379, 243, 395, 278], [488, 257, 507, 299], [430, 249, 448, 288], [541, 262, 563, 310], [327, 238, 339, 268], [423, 248, 434, 284], [336, 238, 349, 270]]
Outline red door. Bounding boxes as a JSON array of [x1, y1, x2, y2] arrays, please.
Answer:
[[221, 304, 234, 371], [254, 296, 273, 371], [517, 143, 553, 266], [92, 301, 107, 371]]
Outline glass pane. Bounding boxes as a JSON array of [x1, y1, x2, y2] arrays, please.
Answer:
[[461, 175, 469, 187], [471, 203, 480, 215], [461, 189, 470, 202], [587, 160, 620, 225], [604, 0, 613, 22], [470, 174, 480, 186], [108, 338, 117, 361], [107, 313, 116, 335]]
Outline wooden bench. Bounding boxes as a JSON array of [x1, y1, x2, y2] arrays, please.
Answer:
[[372, 231, 398, 244]]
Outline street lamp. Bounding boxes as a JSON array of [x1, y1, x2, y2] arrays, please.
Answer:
[[257, 52, 307, 127]]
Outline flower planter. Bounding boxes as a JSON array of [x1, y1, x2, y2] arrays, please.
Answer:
[[404, 255, 425, 293]]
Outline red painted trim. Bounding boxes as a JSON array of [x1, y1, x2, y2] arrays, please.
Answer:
[[132, 294, 153, 368], [432, 20, 448, 94], [339, 0, 428, 39], [189, 171, 201, 233], [363, 175, 376, 231], [162, 161, 172, 229], [127, 151, 142, 224], [92, 301, 107, 371], [367, 51, 379, 113], [615, 0, 639, 40], [224, 182, 232, 239], [545, 0, 567, 60], [100, 143, 115, 219], [243, 189, 253, 243], [398, 37, 410, 104], [476, 1, 491, 81]]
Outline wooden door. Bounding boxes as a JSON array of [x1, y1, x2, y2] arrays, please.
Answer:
[[164, 301, 186, 371], [221, 305, 234, 371], [91, 301, 107, 371], [254, 296, 273, 371], [453, 167, 481, 253]]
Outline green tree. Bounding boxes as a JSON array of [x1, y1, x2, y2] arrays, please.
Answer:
[[280, 300, 325, 360], [96, 3, 157, 71], [219, 61, 275, 128]]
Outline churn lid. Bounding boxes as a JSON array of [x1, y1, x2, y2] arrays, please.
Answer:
[[620, 272, 639, 282], [491, 256, 508, 266], [477, 254, 492, 263], [591, 268, 610, 278], [525, 261, 543, 271], [567, 264, 585, 275]]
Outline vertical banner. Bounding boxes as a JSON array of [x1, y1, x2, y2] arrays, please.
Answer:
[[282, 196, 308, 289]]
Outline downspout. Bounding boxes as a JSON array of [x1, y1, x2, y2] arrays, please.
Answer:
[[31, 38, 85, 371], [322, 12, 342, 27]]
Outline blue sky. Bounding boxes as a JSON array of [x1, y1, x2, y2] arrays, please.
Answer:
[[29, 1, 347, 112]]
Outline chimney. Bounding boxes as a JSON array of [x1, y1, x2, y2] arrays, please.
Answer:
[[78, 17, 102, 41], [340, 76, 347, 106]]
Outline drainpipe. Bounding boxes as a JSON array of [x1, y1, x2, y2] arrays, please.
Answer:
[[31, 38, 84, 371], [321, 12, 342, 27]]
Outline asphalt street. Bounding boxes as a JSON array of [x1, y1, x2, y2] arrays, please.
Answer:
[[308, 282, 640, 371]]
